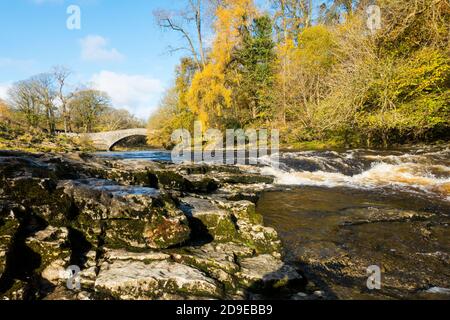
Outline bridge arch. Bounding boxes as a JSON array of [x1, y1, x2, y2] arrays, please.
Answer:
[[85, 128, 149, 151], [108, 134, 148, 151]]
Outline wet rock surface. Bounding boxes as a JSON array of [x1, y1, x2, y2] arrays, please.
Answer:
[[0, 151, 301, 300], [95, 259, 222, 300]]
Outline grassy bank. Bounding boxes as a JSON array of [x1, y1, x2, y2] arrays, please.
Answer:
[[0, 122, 94, 153]]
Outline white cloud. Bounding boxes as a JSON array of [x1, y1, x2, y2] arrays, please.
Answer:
[[0, 83, 11, 100], [80, 35, 124, 62], [90, 71, 164, 119]]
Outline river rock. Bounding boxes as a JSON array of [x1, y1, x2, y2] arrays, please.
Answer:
[[213, 171, 274, 185], [339, 207, 435, 226], [170, 242, 254, 292], [0, 151, 293, 300], [0, 154, 53, 179], [218, 200, 281, 254], [60, 179, 191, 249], [180, 196, 281, 254], [43, 287, 92, 300], [236, 254, 303, 291], [214, 183, 270, 203], [94, 259, 221, 300], [103, 248, 170, 262], [0, 249, 5, 279], [0, 218, 19, 279], [2, 177, 73, 225], [1, 280, 28, 300], [105, 161, 219, 193], [180, 197, 238, 242], [103, 160, 161, 188], [25, 226, 70, 286]]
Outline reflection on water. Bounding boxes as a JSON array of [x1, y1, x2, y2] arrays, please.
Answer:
[[257, 187, 450, 299], [258, 187, 450, 258]]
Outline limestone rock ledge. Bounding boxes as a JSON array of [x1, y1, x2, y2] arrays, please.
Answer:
[[0, 151, 303, 300]]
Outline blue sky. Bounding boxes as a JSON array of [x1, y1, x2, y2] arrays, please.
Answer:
[[0, 0, 197, 119]]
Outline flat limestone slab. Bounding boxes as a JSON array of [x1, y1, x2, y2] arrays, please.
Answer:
[[95, 259, 221, 300]]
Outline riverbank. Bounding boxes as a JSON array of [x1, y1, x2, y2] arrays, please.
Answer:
[[0, 150, 304, 300], [0, 123, 94, 153], [281, 139, 450, 152], [1, 146, 449, 300]]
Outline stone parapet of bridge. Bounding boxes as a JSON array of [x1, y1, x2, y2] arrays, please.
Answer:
[[77, 128, 149, 151]]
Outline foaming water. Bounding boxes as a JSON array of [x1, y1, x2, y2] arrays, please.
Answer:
[[94, 145, 450, 200], [260, 145, 450, 201]]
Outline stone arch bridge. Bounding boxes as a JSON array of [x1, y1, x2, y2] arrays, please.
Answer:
[[79, 128, 150, 151]]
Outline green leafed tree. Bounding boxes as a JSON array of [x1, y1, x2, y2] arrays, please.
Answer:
[[232, 14, 277, 126], [68, 89, 111, 133]]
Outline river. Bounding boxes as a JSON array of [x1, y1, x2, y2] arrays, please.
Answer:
[[96, 145, 450, 299]]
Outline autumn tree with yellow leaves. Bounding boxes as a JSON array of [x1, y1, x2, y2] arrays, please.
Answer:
[[187, 0, 258, 128], [149, 0, 450, 148], [0, 99, 11, 122]]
